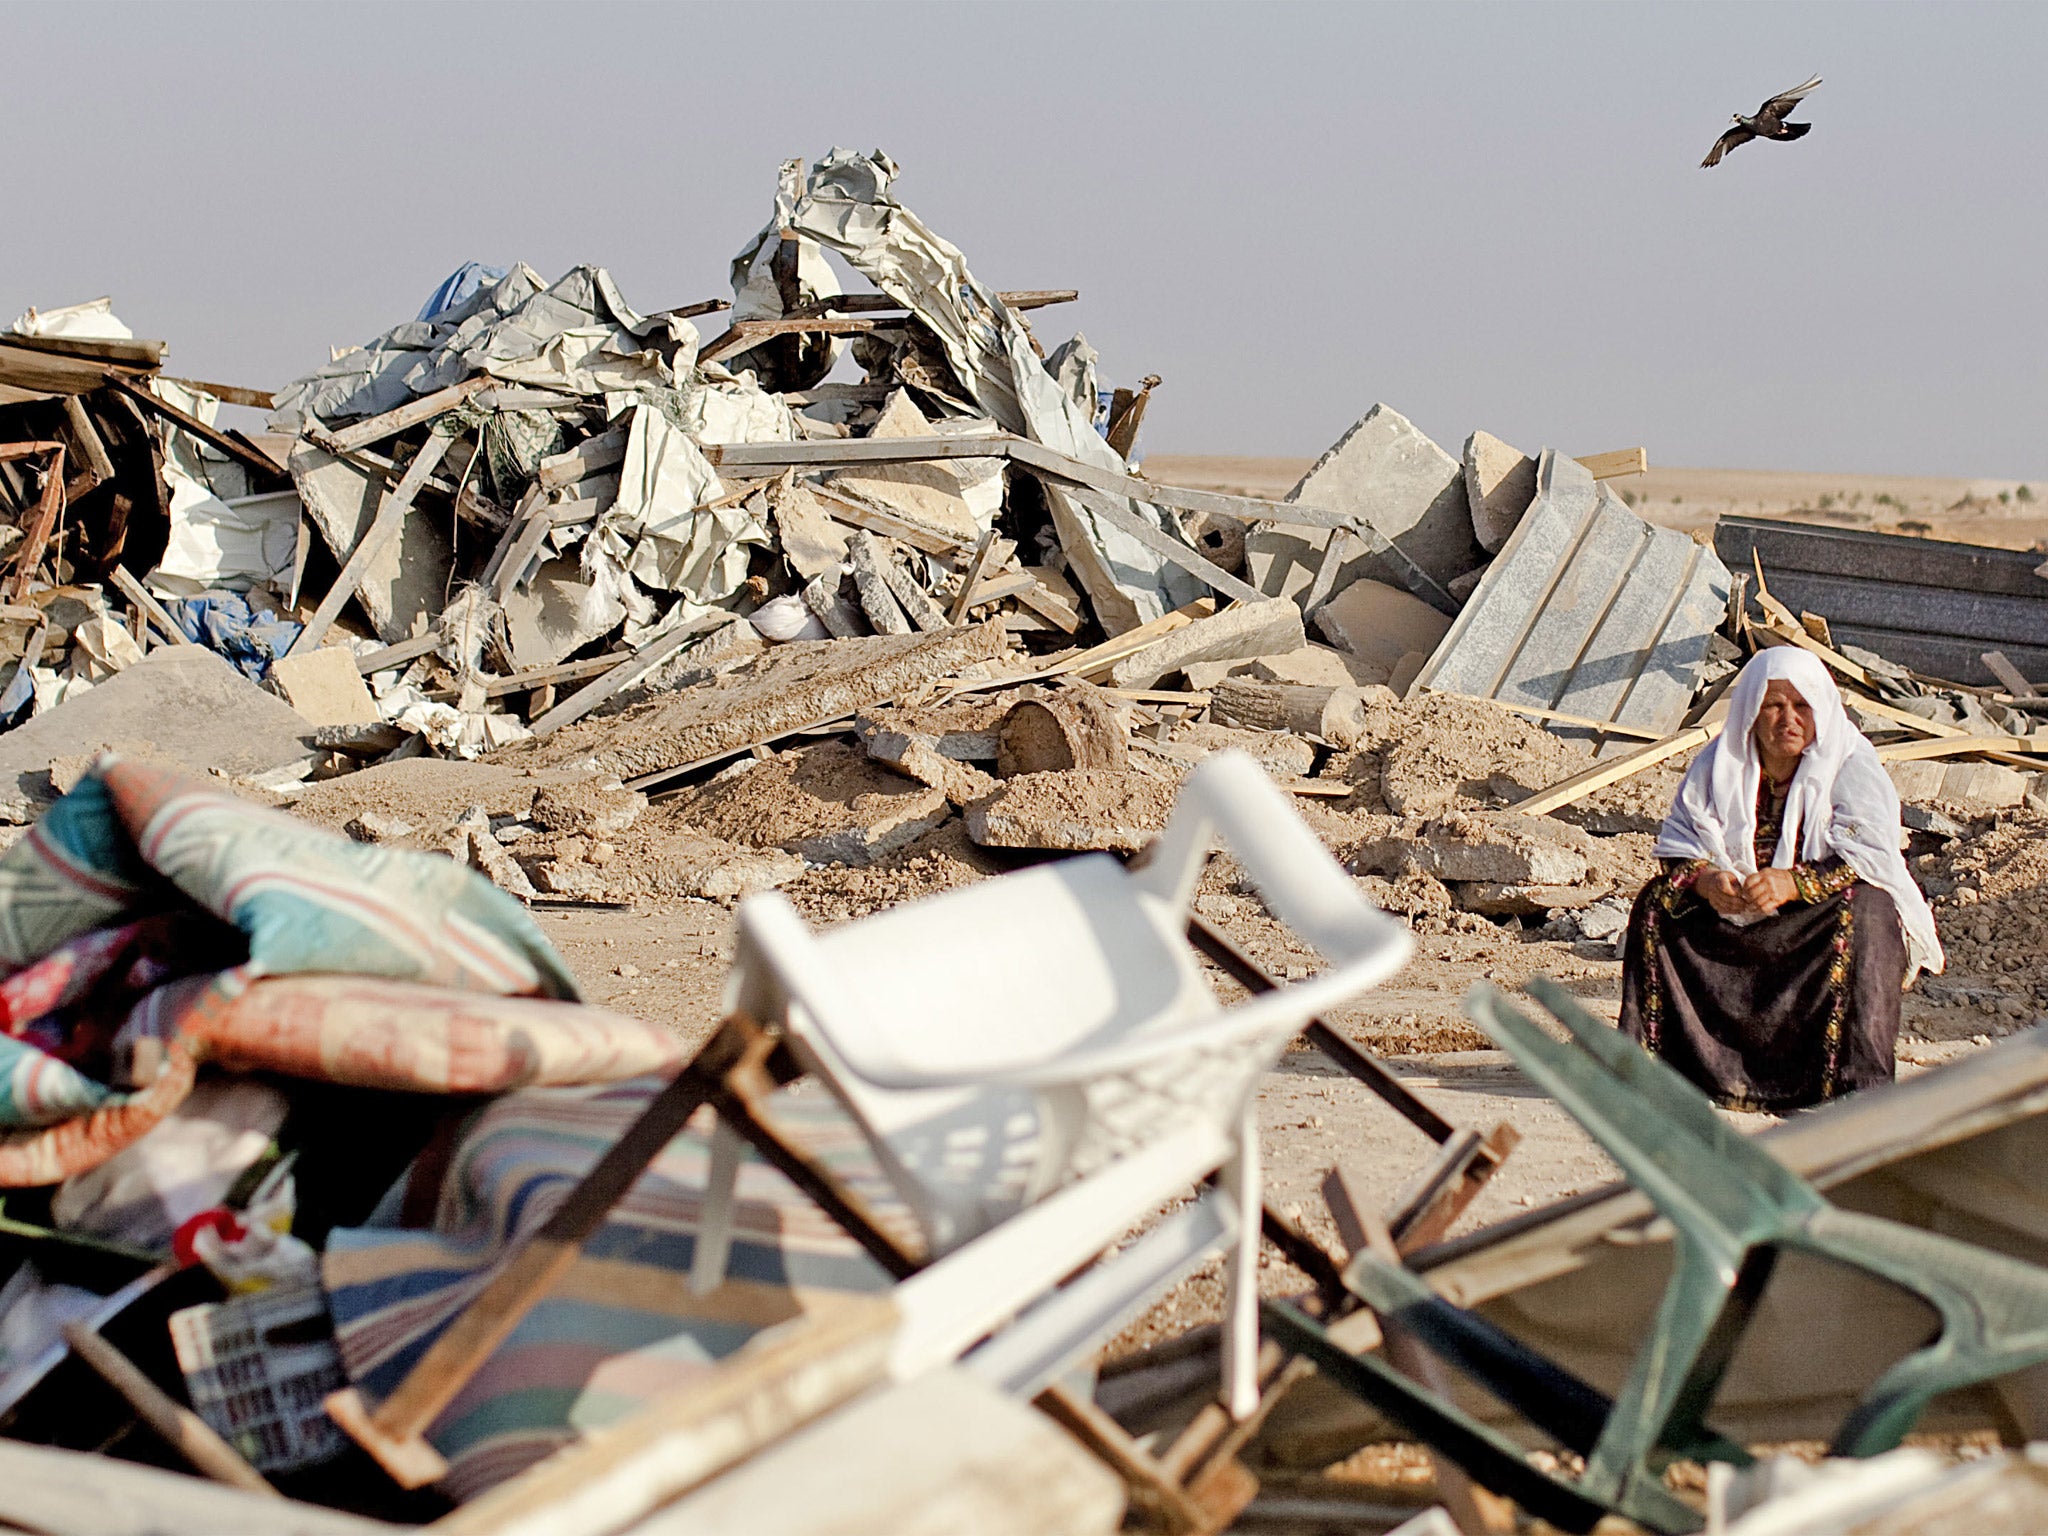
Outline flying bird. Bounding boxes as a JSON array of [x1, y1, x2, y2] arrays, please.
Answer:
[[1701, 75, 1822, 168]]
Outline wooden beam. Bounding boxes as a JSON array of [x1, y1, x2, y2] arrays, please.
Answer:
[[355, 633, 440, 675], [1453, 695, 1662, 742], [946, 530, 999, 626], [102, 373, 284, 481], [2, 444, 64, 603], [0, 1439, 385, 1536], [536, 426, 628, 490], [1748, 556, 1873, 686], [107, 565, 195, 647], [1574, 447, 1647, 481], [158, 376, 275, 410], [1516, 721, 1723, 818], [808, 484, 975, 555], [1875, 733, 2048, 764], [526, 621, 711, 737], [430, 1297, 896, 1536], [317, 377, 491, 456], [288, 431, 454, 656], [60, 395, 117, 485], [1, 330, 164, 366], [1982, 650, 2039, 699], [704, 436, 1009, 470], [63, 1322, 279, 1497], [1050, 480, 1264, 604]]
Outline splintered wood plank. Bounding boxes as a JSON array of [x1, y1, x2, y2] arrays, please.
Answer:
[[1574, 447, 1647, 480], [1515, 721, 1723, 818]]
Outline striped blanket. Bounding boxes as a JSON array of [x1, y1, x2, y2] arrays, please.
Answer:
[[0, 758, 676, 1184], [323, 1078, 901, 1500]]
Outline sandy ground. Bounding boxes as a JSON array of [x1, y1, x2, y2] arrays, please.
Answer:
[[1149, 455, 2048, 554], [529, 881, 2005, 1354]]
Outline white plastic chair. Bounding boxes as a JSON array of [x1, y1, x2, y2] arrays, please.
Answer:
[[698, 749, 1413, 1418]]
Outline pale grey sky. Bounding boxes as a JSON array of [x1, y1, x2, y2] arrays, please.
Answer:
[[6, 1, 2044, 478]]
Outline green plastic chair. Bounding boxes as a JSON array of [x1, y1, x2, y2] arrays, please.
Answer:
[[1295, 977, 2048, 1534]]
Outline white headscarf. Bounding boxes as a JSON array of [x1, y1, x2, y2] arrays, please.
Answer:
[[1655, 647, 1944, 979]]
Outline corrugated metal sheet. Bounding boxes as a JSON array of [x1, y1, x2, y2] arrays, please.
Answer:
[[1412, 451, 1730, 740], [1715, 517, 2048, 687]]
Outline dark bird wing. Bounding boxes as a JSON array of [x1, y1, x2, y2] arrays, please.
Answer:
[[1756, 74, 1823, 122], [1701, 123, 1756, 168]]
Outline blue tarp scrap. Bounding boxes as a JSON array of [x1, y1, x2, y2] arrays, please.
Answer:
[[173, 592, 304, 681], [417, 262, 511, 324]]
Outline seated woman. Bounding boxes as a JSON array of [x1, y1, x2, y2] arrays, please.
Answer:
[[1619, 648, 1943, 1111]]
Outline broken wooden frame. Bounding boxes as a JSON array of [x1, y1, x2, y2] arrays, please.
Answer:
[[0, 440, 66, 603], [327, 911, 1512, 1532]]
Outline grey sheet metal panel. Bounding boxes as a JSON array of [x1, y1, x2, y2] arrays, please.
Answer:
[[1411, 451, 1731, 739], [1715, 517, 2048, 687]]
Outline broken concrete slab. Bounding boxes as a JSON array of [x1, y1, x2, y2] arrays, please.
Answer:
[[1144, 720, 1316, 779], [1245, 403, 1483, 613], [289, 443, 453, 645], [1453, 881, 1614, 918], [768, 477, 853, 580], [1889, 759, 2030, 812], [1313, 579, 1453, 688], [1246, 643, 1378, 689], [268, 646, 380, 726], [853, 697, 1009, 763], [502, 555, 628, 670], [1411, 452, 1730, 741], [824, 391, 1002, 546], [864, 730, 997, 809], [1354, 811, 1592, 886], [1463, 430, 1537, 555], [528, 779, 646, 836], [289, 756, 595, 834], [965, 768, 1179, 853], [506, 623, 1007, 783], [1105, 597, 1305, 690], [0, 646, 317, 821], [847, 529, 913, 635], [534, 829, 804, 905]]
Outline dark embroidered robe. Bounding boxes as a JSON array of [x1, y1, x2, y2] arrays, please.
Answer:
[[1618, 783, 1905, 1111]]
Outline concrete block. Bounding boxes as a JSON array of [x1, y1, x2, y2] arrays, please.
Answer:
[[825, 391, 1002, 546], [1314, 580, 1452, 683], [1144, 721, 1317, 779], [1463, 430, 1537, 554], [966, 769, 1180, 853], [529, 780, 646, 836], [290, 444, 453, 644], [0, 646, 317, 821], [536, 831, 802, 905], [1354, 812, 1591, 886], [1453, 882, 1612, 918], [269, 646, 380, 726], [1105, 598, 1304, 690], [508, 622, 1007, 782], [1885, 760, 1946, 803], [2028, 774, 2048, 813], [1249, 404, 1483, 608], [863, 727, 999, 808], [1247, 643, 1377, 688], [792, 785, 952, 865]]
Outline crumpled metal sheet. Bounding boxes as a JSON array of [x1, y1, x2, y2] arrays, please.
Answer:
[[780, 148, 1200, 632], [269, 265, 696, 430], [1412, 450, 1730, 741], [590, 404, 766, 602]]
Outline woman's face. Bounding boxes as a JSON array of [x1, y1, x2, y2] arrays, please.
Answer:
[[1753, 677, 1817, 761]]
